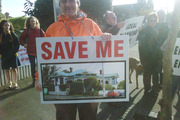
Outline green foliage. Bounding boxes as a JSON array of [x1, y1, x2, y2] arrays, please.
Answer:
[[60, 84, 69, 91], [33, 0, 54, 31], [84, 77, 99, 91], [46, 82, 55, 91], [105, 84, 113, 90], [69, 81, 84, 95], [91, 90, 99, 96], [99, 84, 103, 90], [0, 13, 5, 20], [80, 0, 112, 25], [118, 80, 125, 89], [41, 65, 60, 86], [23, 0, 34, 16], [9, 17, 26, 31]]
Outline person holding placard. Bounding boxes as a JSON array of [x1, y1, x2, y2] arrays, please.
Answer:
[[35, 0, 111, 119], [102, 11, 125, 35]]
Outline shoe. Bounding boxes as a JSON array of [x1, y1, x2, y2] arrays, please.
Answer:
[[5, 84, 13, 90], [149, 90, 158, 97], [14, 85, 20, 90]]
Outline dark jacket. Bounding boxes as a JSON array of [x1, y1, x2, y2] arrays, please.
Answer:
[[138, 26, 162, 72], [155, 22, 169, 46], [20, 28, 45, 56], [0, 32, 19, 60], [102, 23, 120, 35]]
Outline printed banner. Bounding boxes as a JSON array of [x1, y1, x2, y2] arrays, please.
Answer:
[[118, 16, 145, 48], [172, 38, 180, 76], [17, 45, 30, 66], [36, 35, 129, 104]]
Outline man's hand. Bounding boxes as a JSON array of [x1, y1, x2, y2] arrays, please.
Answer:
[[35, 80, 42, 91], [117, 21, 125, 29], [102, 33, 112, 41]]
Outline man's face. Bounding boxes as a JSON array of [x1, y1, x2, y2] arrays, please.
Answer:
[[148, 18, 157, 27], [60, 0, 79, 18], [106, 13, 117, 26]]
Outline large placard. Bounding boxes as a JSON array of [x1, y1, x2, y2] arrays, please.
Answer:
[[36, 35, 129, 104]]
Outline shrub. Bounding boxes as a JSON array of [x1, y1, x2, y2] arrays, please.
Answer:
[[69, 81, 84, 95], [118, 80, 125, 89], [105, 84, 113, 90], [60, 84, 69, 91]]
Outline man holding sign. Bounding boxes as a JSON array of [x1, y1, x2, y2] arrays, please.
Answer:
[[102, 11, 125, 35], [35, 0, 111, 119]]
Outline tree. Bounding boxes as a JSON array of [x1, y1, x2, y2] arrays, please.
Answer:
[[105, 84, 113, 90], [69, 81, 84, 95], [117, 80, 125, 89], [33, 0, 54, 30], [132, 0, 154, 17], [84, 77, 99, 91], [9, 17, 26, 31], [24, 0, 112, 30], [41, 65, 60, 86], [0, 13, 5, 20], [80, 0, 112, 25], [23, 0, 34, 16], [159, 0, 180, 119]]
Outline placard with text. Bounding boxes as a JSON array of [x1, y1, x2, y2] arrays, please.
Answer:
[[36, 35, 129, 104], [172, 38, 180, 76]]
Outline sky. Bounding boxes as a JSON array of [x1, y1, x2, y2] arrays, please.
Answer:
[[1, 0, 175, 17], [112, 0, 175, 13], [1, 0, 36, 17]]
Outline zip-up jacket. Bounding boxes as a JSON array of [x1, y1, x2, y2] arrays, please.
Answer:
[[46, 12, 102, 37], [0, 32, 19, 60], [20, 28, 45, 56]]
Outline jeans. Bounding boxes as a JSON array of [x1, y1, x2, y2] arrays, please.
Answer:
[[28, 55, 36, 81]]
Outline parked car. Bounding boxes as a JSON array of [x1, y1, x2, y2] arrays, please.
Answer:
[[107, 90, 120, 97], [118, 91, 125, 96]]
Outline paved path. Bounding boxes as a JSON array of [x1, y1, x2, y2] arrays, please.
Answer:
[[0, 44, 179, 120]]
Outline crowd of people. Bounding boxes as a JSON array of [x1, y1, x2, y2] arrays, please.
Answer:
[[0, 0, 179, 119]]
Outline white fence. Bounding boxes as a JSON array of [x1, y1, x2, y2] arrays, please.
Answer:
[[0, 63, 31, 87]]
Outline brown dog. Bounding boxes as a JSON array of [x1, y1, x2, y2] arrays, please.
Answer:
[[129, 57, 143, 89]]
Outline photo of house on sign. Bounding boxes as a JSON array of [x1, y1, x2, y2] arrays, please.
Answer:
[[41, 61, 126, 101]]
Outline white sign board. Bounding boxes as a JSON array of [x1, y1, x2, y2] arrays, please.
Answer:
[[118, 16, 144, 47], [36, 35, 129, 104], [17, 45, 30, 66], [172, 38, 180, 76]]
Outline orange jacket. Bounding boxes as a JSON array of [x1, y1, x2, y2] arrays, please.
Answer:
[[46, 12, 102, 37]]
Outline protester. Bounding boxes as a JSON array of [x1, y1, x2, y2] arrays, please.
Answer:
[[35, 0, 111, 120], [0, 20, 20, 90], [102, 11, 125, 34], [20, 16, 45, 87], [156, 10, 169, 86], [138, 12, 162, 96]]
